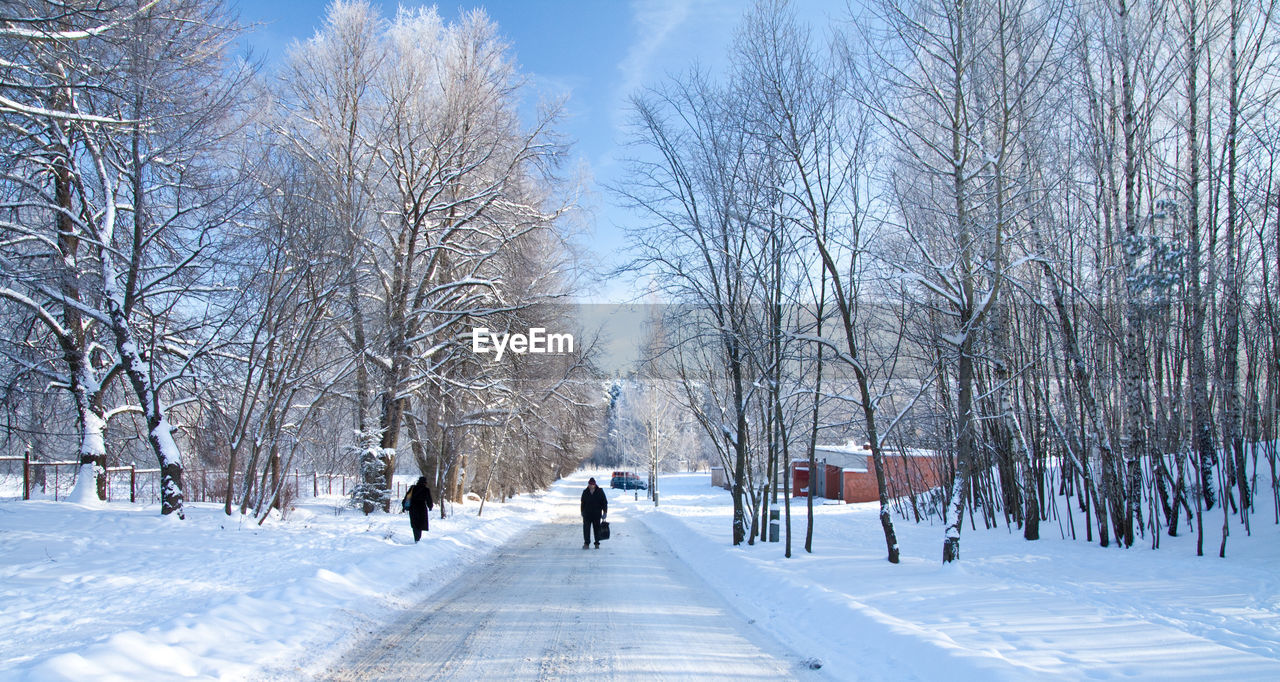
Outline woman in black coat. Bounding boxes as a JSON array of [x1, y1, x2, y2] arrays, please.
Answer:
[[403, 476, 434, 542]]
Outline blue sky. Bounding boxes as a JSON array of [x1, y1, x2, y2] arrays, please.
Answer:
[[233, 0, 842, 301]]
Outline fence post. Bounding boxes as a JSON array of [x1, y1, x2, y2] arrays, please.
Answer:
[[23, 447, 31, 501], [202, 470, 208, 503], [54, 462, 59, 501], [130, 465, 136, 504], [313, 472, 318, 497]]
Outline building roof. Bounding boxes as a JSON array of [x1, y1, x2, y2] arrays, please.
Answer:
[[796, 443, 939, 474], [813, 444, 869, 472]]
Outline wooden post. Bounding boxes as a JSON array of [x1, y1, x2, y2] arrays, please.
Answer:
[[22, 447, 30, 501], [130, 465, 136, 504], [202, 470, 208, 503], [54, 462, 59, 501]]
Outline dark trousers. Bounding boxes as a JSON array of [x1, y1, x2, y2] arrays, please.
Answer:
[[582, 518, 601, 545], [411, 519, 427, 542]]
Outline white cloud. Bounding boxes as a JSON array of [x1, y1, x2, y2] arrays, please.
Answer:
[[616, 0, 692, 107]]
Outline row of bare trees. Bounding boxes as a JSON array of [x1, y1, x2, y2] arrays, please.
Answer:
[[622, 0, 1280, 562], [0, 0, 596, 520]]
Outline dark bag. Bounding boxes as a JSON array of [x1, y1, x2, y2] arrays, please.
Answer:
[[598, 520, 610, 541], [401, 489, 412, 512]]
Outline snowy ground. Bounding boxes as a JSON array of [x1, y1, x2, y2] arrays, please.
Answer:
[[2, 471, 1278, 680], [629, 474, 1280, 680], [0, 485, 553, 681]]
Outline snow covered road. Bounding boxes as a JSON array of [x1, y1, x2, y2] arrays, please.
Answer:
[[326, 509, 823, 681]]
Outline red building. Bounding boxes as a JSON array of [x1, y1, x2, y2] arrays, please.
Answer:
[[792, 444, 942, 503]]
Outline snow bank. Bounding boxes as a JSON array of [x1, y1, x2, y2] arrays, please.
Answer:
[[0, 482, 565, 681], [624, 473, 1280, 680]]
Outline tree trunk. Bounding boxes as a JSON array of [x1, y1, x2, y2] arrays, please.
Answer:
[[95, 208, 185, 516], [1183, 0, 1217, 516], [730, 345, 749, 546], [944, 335, 976, 563], [1222, 0, 1250, 516], [1117, 0, 1149, 548]]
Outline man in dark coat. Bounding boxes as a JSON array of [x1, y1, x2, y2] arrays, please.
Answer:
[[403, 476, 434, 543], [580, 477, 608, 549]]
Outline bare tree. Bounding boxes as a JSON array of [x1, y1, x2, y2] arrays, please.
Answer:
[[0, 0, 253, 516], [620, 66, 776, 545], [0, 1, 145, 501], [739, 0, 907, 562]]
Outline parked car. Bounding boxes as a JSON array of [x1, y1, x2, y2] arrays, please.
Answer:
[[610, 471, 647, 490]]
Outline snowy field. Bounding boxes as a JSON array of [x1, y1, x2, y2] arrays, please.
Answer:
[[629, 474, 1280, 680], [2, 471, 1279, 680], [0, 484, 556, 681]]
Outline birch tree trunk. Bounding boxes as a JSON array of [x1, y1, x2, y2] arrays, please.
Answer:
[[1183, 0, 1218, 514]]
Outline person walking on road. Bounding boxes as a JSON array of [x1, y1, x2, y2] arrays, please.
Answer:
[[581, 477, 608, 549], [403, 476, 434, 543]]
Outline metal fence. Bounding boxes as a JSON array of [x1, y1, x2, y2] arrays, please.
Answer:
[[0, 452, 361, 506]]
